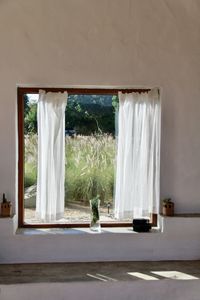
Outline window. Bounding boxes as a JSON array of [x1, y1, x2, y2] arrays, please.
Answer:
[[18, 87, 157, 228]]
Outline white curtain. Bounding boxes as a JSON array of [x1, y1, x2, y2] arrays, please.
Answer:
[[36, 90, 67, 222], [114, 89, 161, 219]]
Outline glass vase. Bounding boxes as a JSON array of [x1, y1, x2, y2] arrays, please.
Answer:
[[90, 198, 101, 232]]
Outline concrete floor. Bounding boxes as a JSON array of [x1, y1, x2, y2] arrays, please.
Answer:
[[0, 261, 200, 284]]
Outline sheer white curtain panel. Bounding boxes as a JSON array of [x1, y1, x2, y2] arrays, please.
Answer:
[[114, 89, 161, 219], [36, 90, 67, 222]]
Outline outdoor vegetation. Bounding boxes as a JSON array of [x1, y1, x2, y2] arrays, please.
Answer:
[[65, 134, 115, 205], [24, 94, 118, 214], [24, 133, 115, 205]]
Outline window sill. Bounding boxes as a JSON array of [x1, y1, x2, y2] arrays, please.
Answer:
[[16, 226, 160, 235], [9, 213, 200, 237]]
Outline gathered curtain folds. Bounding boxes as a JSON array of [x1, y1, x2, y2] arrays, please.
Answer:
[[36, 90, 67, 222], [114, 89, 161, 220]]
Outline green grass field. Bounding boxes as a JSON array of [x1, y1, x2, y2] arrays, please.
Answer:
[[24, 134, 115, 206]]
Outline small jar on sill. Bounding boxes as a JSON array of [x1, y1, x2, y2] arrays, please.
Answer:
[[0, 193, 12, 217], [162, 198, 174, 216]]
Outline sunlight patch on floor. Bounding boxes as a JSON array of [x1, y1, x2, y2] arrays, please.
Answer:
[[151, 271, 199, 280], [128, 272, 159, 280]]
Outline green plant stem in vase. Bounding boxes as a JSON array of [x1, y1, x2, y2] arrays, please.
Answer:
[[90, 196, 101, 232]]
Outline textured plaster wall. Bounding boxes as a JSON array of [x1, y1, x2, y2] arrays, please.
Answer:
[[0, 0, 200, 264], [0, 0, 200, 215]]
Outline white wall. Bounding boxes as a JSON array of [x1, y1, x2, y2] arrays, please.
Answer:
[[1, 216, 200, 263], [0, 0, 200, 262]]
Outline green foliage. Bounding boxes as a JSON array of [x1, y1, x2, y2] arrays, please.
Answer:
[[24, 134, 115, 205], [65, 134, 115, 205], [24, 103, 37, 135], [24, 94, 117, 135], [162, 198, 172, 204], [66, 95, 115, 135], [90, 195, 100, 224], [112, 95, 119, 111], [24, 94, 30, 115], [23, 93, 116, 201], [24, 163, 37, 188], [24, 134, 37, 188]]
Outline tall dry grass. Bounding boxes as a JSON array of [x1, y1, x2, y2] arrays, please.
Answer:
[[24, 134, 37, 188], [24, 134, 115, 204], [65, 134, 115, 205]]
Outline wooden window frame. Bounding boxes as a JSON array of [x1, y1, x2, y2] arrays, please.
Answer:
[[18, 87, 157, 228]]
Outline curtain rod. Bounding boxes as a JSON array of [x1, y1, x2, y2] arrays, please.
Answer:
[[18, 87, 153, 96]]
